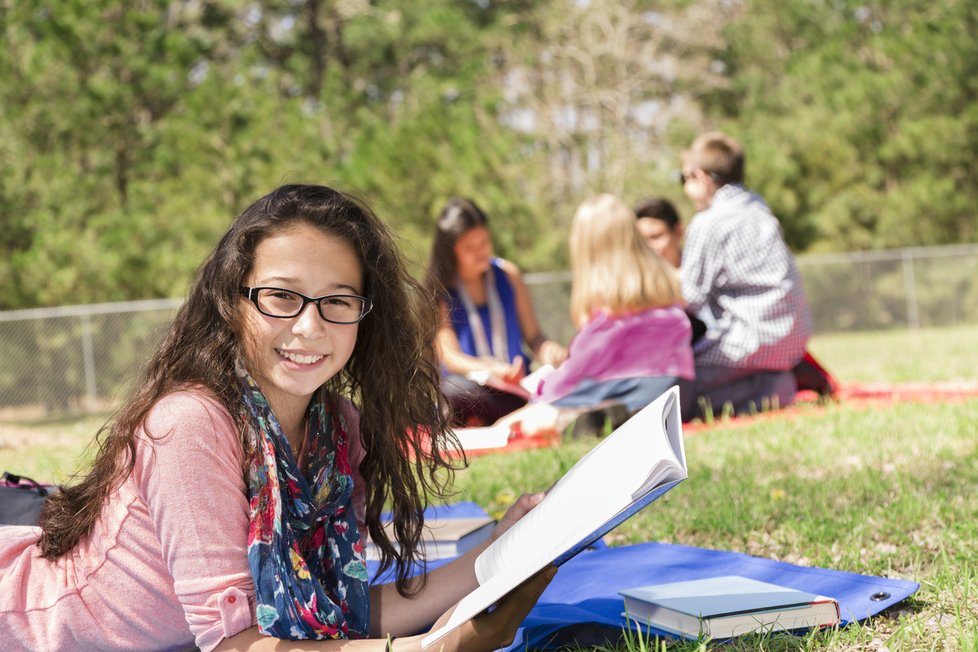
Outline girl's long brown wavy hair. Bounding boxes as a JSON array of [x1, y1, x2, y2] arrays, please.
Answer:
[[422, 196, 489, 294], [38, 184, 462, 595]]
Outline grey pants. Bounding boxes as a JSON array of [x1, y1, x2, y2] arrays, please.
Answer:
[[678, 365, 797, 422], [551, 375, 678, 414]]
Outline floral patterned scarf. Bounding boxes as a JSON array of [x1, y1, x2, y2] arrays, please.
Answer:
[[238, 368, 369, 640]]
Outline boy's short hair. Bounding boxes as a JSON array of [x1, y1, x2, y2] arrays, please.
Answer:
[[682, 131, 745, 186], [634, 197, 681, 230]]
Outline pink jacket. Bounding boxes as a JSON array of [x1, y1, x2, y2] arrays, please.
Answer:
[[534, 304, 694, 404], [0, 390, 368, 651]]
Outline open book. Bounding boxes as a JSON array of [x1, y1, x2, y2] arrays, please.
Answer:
[[464, 364, 555, 400], [422, 386, 687, 648]]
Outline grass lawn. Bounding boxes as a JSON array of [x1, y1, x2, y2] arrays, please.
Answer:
[[806, 325, 978, 385], [453, 326, 978, 651], [2, 325, 977, 650], [459, 398, 978, 651]]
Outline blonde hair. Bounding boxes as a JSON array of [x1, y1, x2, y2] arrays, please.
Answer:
[[569, 194, 683, 327]]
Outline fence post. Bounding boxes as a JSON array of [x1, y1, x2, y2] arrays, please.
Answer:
[[80, 312, 98, 411], [901, 248, 920, 329]]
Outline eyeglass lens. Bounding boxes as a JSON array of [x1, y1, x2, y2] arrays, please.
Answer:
[[255, 288, 367, 323]]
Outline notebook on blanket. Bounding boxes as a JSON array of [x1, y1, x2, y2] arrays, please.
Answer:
[[368, 503, 919, 651]]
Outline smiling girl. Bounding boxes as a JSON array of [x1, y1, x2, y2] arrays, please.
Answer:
[[0, 185, 552, 651]]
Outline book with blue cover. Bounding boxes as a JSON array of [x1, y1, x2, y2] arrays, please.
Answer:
[[620, 575, 841, 640]]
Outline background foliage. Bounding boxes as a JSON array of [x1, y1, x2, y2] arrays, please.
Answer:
[[1, 0, 976, 309]]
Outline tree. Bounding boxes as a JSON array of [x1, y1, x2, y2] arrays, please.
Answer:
[[0, 0, 240, 307], [478, 0, 732, 247], [705, 0, 978, 251]]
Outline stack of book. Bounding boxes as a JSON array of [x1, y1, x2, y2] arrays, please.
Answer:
[[364, 516, 495, 562]]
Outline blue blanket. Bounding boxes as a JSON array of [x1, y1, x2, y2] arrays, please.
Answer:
[[369, 503, 919, 650], [508, 540, 918, 649]]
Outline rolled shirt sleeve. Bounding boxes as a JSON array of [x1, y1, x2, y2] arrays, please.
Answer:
[[135, 391, 257, 652]]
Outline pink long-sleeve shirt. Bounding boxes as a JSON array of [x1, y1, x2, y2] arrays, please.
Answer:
[[0, 390, 368, 652], [533, 304, 694, 404]]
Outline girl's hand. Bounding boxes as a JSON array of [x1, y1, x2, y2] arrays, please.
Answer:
[[537, 340, 568, 367], [397, 565, 557, 652], [489, 491, 545, 543], [491, 357, 526, 384], [378, 493, 549, 652]]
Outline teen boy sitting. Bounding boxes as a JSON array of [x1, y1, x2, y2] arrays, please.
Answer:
[[677, 131, 813, 421]]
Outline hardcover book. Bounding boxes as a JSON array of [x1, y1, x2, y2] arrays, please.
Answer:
[[620, 575, 841, 640], [464, 364, 555, 400], [364, 516, 495, 562]]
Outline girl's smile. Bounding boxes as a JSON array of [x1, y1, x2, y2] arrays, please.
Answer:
[[276, 348, 327, 366]]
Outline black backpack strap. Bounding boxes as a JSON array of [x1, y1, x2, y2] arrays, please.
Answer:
[[2, 471, 50, 496]]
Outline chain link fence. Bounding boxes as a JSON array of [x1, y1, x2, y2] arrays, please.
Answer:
[[0, 299, 181, 422], [2, 244, 977, 422], [796, 244, 978, 331]]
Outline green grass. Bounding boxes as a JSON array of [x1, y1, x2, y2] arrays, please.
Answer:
[[456, 399, 978, 650], [0, 414, 105, 483], [450, 327, 978, 651], [2, 325, 977, 650], [807, 324, 978, 384]]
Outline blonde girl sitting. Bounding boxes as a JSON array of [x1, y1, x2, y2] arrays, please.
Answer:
[[514, 194, 694, 436]]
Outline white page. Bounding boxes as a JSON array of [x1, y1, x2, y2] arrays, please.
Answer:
[[475, 388, 682, 583], [450, 424, 512, 451], [518, 364, 555, 394], [422, 387, 685, 648]]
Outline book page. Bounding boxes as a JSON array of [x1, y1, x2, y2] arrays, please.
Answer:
[[518, 364, 555, 395], [465, 364, 555, 401], [474, 388, 683, 583], [421, 387, 686, 648], [450, 423, 512, 451]]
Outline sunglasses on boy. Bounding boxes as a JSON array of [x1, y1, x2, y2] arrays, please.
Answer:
[[678, 169, 720, 186]]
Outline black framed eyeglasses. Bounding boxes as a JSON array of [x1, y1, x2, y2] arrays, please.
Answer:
[[240, 286, 373, 324]]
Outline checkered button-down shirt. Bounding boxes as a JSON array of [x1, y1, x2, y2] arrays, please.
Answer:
[[681, 184, 812, 370]]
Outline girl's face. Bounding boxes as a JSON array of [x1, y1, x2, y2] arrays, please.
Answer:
[[240, 223, 363, 421], [453, 225, 493, 280]]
